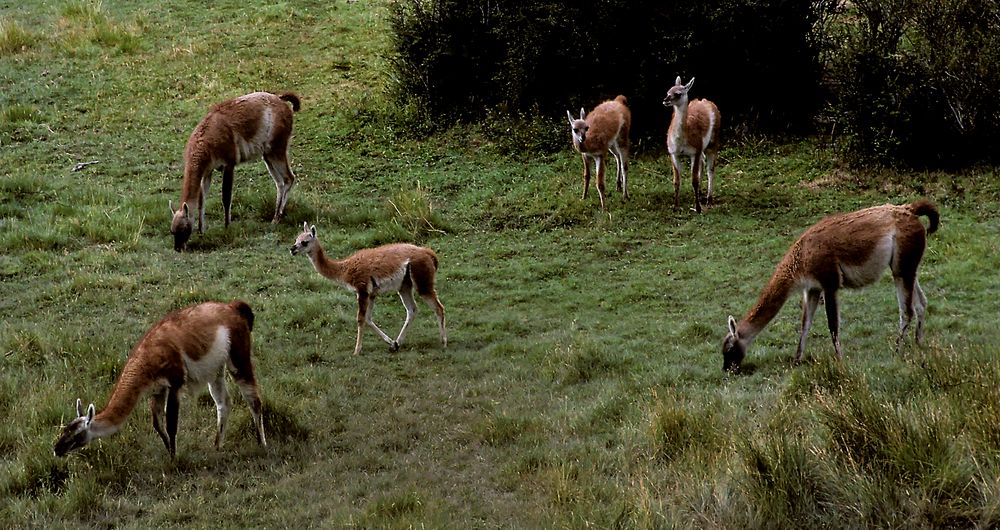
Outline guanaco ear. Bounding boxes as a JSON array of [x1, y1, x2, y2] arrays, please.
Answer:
[[566, 110, 574, 126], [579, 108, 585, 121], [302, 221, 309, 232], [75, 398, 83, 417], [86, 404, 95, 425], [674, 75, 682, 86], [685, 77, 695, 92], [728, 315, 739, 338], [182, 202, 190, 218], [309, 224, 317, 237], [169, 200, 176, 215]]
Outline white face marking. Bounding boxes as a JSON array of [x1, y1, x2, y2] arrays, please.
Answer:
[[570, 119, 587, 145], [182, 327, 230, 383]]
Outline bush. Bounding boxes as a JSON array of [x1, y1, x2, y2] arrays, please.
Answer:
[[827, 0, 1000, 167], [390, 0, 838, 149]]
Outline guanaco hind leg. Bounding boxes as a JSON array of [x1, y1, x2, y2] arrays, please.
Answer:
[[690, 151, 704, 213], [221, 165, 235, 228], [236, 380, 266, 447], [610, 143, 628, 200], [914, 280, 928, 344], [264, 153, 295, 222], [796, 289, 822, 363], [893, 275, 927, 351], [823, 288, 843, 359], [595, 155, 608, 210], [705, 151, 718, 205], [207, 369, 230, 449], [422, 292, 447, 347]]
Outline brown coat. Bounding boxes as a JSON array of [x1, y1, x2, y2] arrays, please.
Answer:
[[722, 200, 939, 371]]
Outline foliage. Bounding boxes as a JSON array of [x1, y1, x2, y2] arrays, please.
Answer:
[[826, 0, 1000, 167], [389, 0, 839, 149]]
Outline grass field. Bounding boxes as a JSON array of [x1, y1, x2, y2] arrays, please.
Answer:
[[3, 1, 1000, 528]]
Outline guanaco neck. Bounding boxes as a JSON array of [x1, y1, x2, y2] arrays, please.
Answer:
[[669, 99, 689, 143], [179, 140, 212, 206], [91, 364, 151, 437], [737, 251, 801, 344], [307, 243, 348, 285]]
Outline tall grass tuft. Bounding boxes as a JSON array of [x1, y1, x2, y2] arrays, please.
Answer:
[[66, 199, 147, 250], [0, 18, 37, 54], [360, 490, 425, 524], [57, 0, 142, 54], [544, 337, 626, 385], [0, 103, 44, 144], [2, 326, 58, 368], [474, 412, 532, 447], [645, 390, 724, 462], [740, 433, 831, 526], [818, 389, 955, 481], [783, 355, 861, 402], [381, 182, 449, 243], [0, 104, 37, 124]]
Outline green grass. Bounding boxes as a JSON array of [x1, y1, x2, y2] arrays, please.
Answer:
[[2, 1, 1000, 527]]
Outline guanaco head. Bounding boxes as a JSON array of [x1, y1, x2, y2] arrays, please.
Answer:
[[663, 76, 695, 109], [169, 201, 193, 252], [566, 108, 588, 146], [721, 315, 746, 373], [54, 399, 96, 456], [290, 221, 317, 256]]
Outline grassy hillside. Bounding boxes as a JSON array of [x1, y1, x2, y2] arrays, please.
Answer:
[[2, 1, 999, 527]]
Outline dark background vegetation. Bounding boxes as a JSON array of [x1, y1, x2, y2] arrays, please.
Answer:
[[390, 0, 1000, 167]]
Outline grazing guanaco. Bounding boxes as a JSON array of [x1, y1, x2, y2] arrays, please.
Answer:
[[54, 300, 266, 457], [722, 200, 940, 372], [170, 91, 300, 251], [663, 77, 721, 213], [566, 95, 631, 210], [290, 222, 447, 355]]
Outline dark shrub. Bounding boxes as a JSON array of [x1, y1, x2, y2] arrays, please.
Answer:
[[827, 0, 1000, 167], [390, 0, 838, 150]]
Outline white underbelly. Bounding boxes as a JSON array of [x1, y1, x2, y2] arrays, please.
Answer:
[[372, 262, 410, 294], [182, 327, 230, 383], [234, 106, 274, 164], [840, 233, 894, 288]]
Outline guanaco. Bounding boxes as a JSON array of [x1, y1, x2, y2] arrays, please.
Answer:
[[566, 95, 631, 211], [722, 200, 939, 372], [170, 91, 300, 251], [663, 77, 721, 213], [54, 300, 266, 457], [290, 222, 447, 355]]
